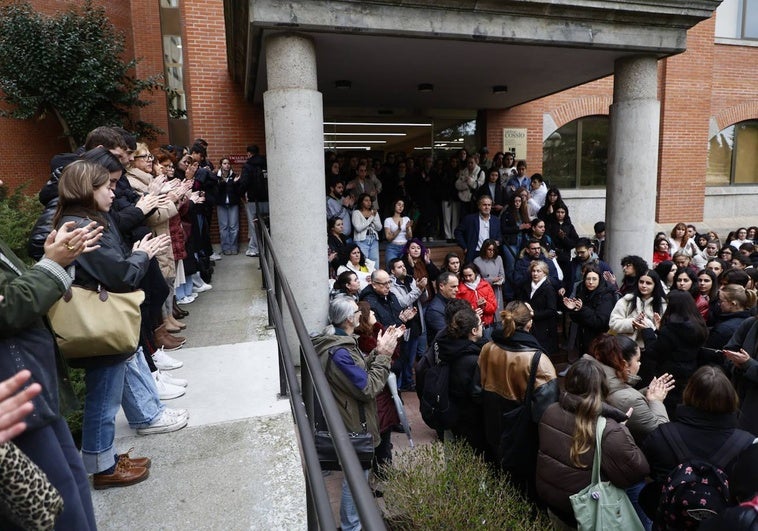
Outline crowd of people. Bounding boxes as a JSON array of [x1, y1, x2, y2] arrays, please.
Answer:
[[321, 148, 758, 530], [0, 126, 271, 528]]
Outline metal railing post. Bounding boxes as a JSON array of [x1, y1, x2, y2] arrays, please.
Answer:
[[257, 224, 387, 531]]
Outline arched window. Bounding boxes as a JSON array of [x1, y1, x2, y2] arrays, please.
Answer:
[[707, 120, 758, 185], [543, 116, 608, 188]]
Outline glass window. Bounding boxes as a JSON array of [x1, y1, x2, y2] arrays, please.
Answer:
[[744, 0, 758, 38], [543, 116, 608, 188], [716, 0, 758, 40], [707, 121, 758, 185], [162, 36, 187, 119]]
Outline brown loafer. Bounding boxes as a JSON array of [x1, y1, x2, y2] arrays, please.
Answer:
[[93, 461, 149, 490], [118, 448, 151, 469]]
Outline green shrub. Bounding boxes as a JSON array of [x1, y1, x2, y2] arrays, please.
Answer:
[[381, 441, 550, 530], [0, 183, 42, 263]]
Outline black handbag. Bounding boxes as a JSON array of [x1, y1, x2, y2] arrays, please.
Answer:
[[315, 402, 374, 471], [315, 348, 375, 471], [498, 350, 541, 483]]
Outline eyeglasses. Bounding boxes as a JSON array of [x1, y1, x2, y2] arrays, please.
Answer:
[[373, 280, 392, 286], [135, 154, 154, 161]]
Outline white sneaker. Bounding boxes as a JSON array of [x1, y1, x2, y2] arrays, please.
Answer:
[[192, 282, 212, 294], [155, 370, 188, 388], [176, 296, 194, 305], [164, 407, 189, 420], [153, 349, 183, 370], [152, 372, 185, 400], [210, 252, 222, 261], [245, 249, 259, 257], [137, 409, 188, 435]]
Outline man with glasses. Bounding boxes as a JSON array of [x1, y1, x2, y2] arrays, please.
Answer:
[[359, 270, 415, 331]]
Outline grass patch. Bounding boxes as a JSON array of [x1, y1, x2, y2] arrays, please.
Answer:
[[382, 440, 550, 530]]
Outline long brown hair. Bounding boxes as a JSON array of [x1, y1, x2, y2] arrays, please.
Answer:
[[354, 301, 374, 337], [52, 160, 110, 228], [564, 359, 608, 468]]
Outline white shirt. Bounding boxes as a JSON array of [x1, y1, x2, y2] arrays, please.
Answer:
[[477, 215, 490, 252]]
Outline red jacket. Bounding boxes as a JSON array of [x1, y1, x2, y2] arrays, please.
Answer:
[[456, 278, 498, 326]]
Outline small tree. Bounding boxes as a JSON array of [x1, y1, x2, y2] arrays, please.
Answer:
[[0, 0, 163, 150]]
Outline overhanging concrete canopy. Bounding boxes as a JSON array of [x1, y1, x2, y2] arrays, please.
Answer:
[[225, 0, 721, 113]]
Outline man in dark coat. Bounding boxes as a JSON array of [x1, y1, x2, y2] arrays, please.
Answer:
[[241, 144, 268, 257], [454, 195, 501, 265], [424, 271, 460, 343]]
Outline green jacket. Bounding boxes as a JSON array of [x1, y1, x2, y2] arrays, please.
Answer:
[[312, 332, 391, 445], [0, 238, 73, 428]]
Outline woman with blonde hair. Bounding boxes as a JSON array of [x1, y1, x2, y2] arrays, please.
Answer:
[[537, 359, 649, 528], [126, 143, 186, 337]]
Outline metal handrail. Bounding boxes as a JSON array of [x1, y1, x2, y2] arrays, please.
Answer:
[[255, 213, 387, 530]]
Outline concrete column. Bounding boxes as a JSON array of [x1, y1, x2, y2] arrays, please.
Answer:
[[605, 55, 660, 273], [264, 33, 328, 346]]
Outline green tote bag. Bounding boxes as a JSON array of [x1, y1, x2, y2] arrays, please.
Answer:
[[569, 416, 644, 531]]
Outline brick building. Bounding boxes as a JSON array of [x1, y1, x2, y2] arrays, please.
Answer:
[[3, 0, 754, 233]]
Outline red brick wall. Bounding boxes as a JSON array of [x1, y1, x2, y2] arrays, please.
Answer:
[[483, 14, 758, 225], [711, 42, 758, 130], [181, 0, 265, 166], [656, 17, 714, 223], [129, 1, 169, 149], [485, 77, 614, 176]]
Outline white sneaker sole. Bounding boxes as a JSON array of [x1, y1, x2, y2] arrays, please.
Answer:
[[158, 387, 185, 400], [137, 417, 188, 435]]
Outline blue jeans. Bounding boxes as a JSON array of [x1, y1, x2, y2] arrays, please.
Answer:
[[626, 481, 652, 531], [176, 278, 193, 299], [399, 335, 418, 389], [10, 417, 96, 531], [357, 236, 379, 266], [340, 469, 370, 531], [122, 347, 164, 429], [81, 351, 160, 473], [384, 243, 405, 267], [217, 204, 240, 252], [245, 201, 269, 254]]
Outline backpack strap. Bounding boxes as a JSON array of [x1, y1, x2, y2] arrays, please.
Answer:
[[659, 423, 691, 463], [711, 432, 756, 470], [523, 350, 542, 415]]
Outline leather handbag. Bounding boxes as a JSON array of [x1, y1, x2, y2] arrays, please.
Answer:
[[48, 285, 144, 359], [569, 416, 644, 531], [498, 350, 541, 481], [314, 404, 374, 471], [0, 441, 64, 530], [315, 348, 375, 471]]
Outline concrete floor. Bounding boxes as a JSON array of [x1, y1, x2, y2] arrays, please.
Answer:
[[91, 253, 306, 530]]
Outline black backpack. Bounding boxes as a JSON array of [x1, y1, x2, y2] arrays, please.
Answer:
[[655, 424, 755, 529], [419, 342, 457, 431]]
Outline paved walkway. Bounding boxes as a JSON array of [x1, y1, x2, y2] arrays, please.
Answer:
[[90, 253, 306, 530]]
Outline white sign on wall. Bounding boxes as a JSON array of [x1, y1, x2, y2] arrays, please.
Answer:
[[502, 128, 527, 161]]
